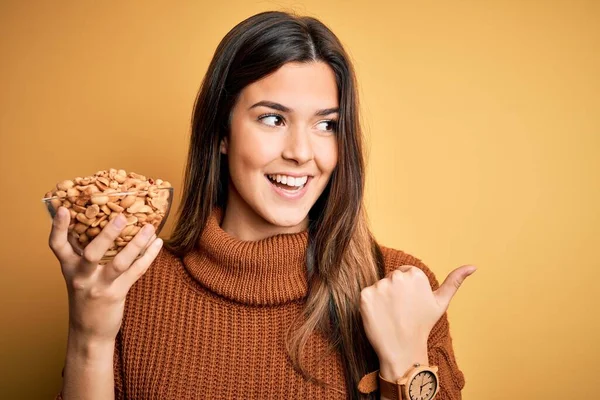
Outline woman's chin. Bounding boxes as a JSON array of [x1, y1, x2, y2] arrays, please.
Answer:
[[262, 210, 309, 231]]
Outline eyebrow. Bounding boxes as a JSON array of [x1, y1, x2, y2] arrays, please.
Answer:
[[248, 100, 339, 117]]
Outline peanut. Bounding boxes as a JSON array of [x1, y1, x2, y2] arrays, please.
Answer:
[[57, 180, 75, 191], [86, 226, 101, 238], [44, 168, 172, 260], [91, 195, 110, 205], [107, 202, 124, 213], [85, 204, 100, 219]]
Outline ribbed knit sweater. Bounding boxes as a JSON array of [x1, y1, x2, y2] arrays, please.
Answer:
[[56, 209, 465, 399]]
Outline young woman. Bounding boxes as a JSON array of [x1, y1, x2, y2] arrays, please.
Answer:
[[51, 11, 475, 400]]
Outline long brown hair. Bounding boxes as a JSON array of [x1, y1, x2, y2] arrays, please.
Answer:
[[164, 11, 384, 399]]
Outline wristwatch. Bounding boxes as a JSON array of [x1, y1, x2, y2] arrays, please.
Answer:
[[379, 363, 439, 400]]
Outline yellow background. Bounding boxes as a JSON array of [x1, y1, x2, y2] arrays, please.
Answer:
[[1, 1, 598, 398]]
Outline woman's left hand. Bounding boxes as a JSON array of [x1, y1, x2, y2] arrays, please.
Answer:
[[359, 264, 476, 378]]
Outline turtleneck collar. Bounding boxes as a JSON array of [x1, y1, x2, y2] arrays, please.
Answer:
[[182, 207, 310, 306]]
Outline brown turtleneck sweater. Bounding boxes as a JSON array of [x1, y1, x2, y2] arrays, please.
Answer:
[[56, 209, 465, 399]]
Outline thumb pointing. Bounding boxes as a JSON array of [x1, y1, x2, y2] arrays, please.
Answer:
[[434, 265, 477, 311]]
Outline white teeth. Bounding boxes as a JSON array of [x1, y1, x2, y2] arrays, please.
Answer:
[[267, 174, 309, 188]]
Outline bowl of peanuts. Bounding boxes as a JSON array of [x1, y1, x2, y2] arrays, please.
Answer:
[[42, 168, 173, 264]]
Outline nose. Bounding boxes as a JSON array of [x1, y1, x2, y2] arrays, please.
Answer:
[[281, 125, 314, 165]]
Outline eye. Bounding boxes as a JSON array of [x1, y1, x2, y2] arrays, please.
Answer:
[[258, 114, 285, 127], [316, 120, 338, 133]]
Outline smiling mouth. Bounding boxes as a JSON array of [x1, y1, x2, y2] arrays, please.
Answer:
[[265, 174, 309, 192]]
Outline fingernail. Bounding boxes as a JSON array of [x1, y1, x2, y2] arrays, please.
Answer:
[[467, 266, 477, 274], [114, 214, 126, 228]]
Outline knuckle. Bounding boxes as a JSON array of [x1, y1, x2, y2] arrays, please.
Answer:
[[87, 286, 106, 300], [111, 258, 130, 274], [375, 278, 389, 290], [82, 247, 99, 264], [71, 278, 87, 291], [390, 269, 404, 281], [453, 278, 462, 290], [405, 265, 417, 274], [412, 267, 427, 280]]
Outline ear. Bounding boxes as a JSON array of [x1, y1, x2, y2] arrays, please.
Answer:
[[220, 137, 228, 155]]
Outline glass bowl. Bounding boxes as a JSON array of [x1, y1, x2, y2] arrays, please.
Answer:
[[42, 187, 173, 265]]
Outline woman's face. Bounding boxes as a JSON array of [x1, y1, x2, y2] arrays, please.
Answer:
[[222, 61, 339, 235]]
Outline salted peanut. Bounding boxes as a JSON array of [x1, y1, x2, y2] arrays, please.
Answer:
[[91, 195, 109, 205], [57, 180, 75, 191], [84, 185, 100, 195], [127, 198, 145, 213], [85, 204, 100, 219], [129, 172, 146, 181], [76, 213, 96, 226], [134, 213, 148, 223], [72, 204, 86, 213], [151, 198, 168, 213], [91, 214, 108, 228], [46, 168, 170, 260], [67, 188, 80, 202], [107, 202, 124, 213], [50, 198, 62, 210], [105, 250, 118, 257], [138, 205, 153, 213], [120, 195, 137, 209], [86, 226, 101, 238], [73, 223, 88, 234], [135, 181, 150, 191], [103, 189, 118, 202], [120, 225, 137, 238], [100, 204, 112, 215], [78, 233, 89, 244], [75, 196, 89, 206]]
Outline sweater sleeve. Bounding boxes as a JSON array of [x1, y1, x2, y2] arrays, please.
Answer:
[[380, 247, 466, 400], [54, 330, 125, 400]]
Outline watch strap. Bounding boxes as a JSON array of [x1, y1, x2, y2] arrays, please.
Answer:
[[379, 373, 403, 400]]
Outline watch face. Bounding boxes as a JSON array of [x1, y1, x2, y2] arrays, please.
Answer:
[[408, 370, 438, 400]]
